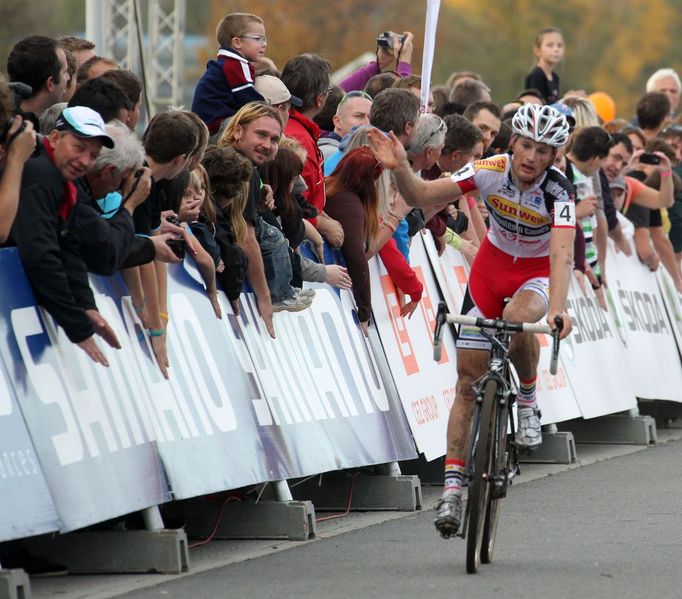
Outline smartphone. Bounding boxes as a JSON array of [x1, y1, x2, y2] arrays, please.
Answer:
[[639, 152, 661, 165]]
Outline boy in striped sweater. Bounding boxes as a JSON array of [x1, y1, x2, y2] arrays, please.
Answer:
[[191, 13, 266, 136]]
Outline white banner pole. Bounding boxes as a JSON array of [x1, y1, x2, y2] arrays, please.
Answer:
[[420, 0, 442, 112]]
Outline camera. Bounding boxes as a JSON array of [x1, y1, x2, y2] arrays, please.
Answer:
[[377, 31, 405, 49], [0, 82, 41, 156], [165, 214, 186, 260], [639, 152, 661, 165]]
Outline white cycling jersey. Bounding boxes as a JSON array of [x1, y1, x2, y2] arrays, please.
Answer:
[[451, 154, 576, 259]]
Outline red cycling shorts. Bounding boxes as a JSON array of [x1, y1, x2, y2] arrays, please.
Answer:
[[467, 236, 550, 319]]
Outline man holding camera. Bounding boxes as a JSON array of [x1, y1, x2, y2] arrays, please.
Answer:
[[0, 83, 37, 243], [7, 106, 121, 366], [7, 35, 70, 122], [338, 31, 415, 93]]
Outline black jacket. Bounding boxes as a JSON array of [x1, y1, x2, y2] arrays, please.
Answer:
[[76, 180, 155, 274], [8, 150, 95, 343]]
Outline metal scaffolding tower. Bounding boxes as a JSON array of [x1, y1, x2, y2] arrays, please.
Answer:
[[85, 0, 186, 118]]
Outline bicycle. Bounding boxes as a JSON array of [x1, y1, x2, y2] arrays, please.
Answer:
[[433, 301, 562, 574]]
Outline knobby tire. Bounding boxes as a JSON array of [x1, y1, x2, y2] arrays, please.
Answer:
[[466, 379, 498, 574], [481, 399, 509, 564]]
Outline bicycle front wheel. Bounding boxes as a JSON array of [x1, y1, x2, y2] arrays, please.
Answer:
[[466, 379, 498, 574], [481, 401, 510, 564]]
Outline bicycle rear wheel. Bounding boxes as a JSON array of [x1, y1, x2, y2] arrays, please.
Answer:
[[466, 379, 498, 574], [481, 403, 509, 564]]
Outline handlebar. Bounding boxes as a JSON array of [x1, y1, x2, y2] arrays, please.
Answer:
[[433, 302, 563, 375]]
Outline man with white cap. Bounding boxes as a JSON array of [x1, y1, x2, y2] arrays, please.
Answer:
[[254, 74, 302, 129], [7, 105, 121, 367]]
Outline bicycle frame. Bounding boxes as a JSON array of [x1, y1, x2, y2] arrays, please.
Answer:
[[458, 327, 519, 537], [432, 301, 562, 572]]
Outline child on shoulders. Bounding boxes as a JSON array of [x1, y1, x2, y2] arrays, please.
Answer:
[[191, 12, 266, 135]]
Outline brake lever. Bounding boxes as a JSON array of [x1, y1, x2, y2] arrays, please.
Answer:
[[549, 315, 563, 375], [433, 302, 446, 361]]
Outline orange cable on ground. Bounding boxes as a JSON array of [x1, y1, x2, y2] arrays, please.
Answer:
[[315, 474, 359, 523], [188, 496, 242, 548]]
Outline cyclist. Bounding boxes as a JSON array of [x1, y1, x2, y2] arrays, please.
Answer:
[[367, 104, 576, 537]]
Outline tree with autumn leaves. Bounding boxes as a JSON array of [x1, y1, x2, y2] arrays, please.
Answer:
[[0, 0, 679, 119]]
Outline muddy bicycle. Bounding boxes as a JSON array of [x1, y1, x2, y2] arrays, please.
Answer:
[[433, 301, 562, 573]]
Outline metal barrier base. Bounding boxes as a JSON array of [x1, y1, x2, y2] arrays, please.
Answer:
[[25, 530, 189, 574], [559, 415, 657, 446], [293, 474, 422, 512], [0, 569, 30, 599], [174, 499, 316, 542], [399, 455, 444, 485], [520, 431, 577, 464], [637, 399, 682, 427]]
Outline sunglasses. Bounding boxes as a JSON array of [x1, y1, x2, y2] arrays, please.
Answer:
[[338, 90, 373, 107], [425, 117, 446, 145], [663, 124, 682, 135]]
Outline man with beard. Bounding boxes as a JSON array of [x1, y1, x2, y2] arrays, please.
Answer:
[[218, 102, 313, 337]]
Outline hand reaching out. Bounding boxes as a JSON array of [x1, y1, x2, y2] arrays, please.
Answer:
[[367, 128, 408, 171]]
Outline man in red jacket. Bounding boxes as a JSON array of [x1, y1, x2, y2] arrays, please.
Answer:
[[281, 54, 344, 248]]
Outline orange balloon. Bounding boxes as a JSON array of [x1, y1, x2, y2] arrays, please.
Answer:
[[588, 92, 616, 122]]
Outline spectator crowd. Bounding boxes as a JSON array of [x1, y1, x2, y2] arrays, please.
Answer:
[[1, 17, 681, 382]]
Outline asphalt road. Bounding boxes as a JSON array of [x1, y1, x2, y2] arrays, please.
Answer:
[[111, 440, 682, 599]]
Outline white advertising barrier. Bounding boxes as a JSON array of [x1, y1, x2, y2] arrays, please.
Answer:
[[604, 238, 682, 401], [420, 231, 581, 425], [534, 333, 582, 424], [421, 230, 469, 316], [0, 356, 60, 542], [655, 267, 682, 360], [369, 236, 457, 461], [0, 249, 171, 533], [563, 275, 637, 418]]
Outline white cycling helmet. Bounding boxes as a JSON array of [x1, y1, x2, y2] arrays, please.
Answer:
[[511, 104, 570, 147]]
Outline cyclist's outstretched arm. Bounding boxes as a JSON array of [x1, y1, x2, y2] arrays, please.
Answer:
[[367, 128, 465, 208], [548, 226, 575, 339]]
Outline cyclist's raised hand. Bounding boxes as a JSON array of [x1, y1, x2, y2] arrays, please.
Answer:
[[367, 128, 407, 170]]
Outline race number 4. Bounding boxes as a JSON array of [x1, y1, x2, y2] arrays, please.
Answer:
[[553, 201, 576, 227]]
